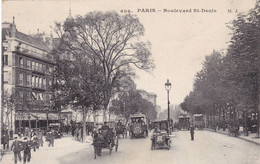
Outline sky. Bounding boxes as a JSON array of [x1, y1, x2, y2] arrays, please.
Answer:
[[2, 0, 256, 110]]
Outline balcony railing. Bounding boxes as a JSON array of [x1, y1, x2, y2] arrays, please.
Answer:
[[16, 46, 54, 62]]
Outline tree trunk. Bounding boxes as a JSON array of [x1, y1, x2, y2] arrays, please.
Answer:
[[218, 107, 221, 130], [29, 112, 31, 131], [257, 34, 260, 138], [87, 111, 90, 122], [103, 109, 106, 122], [223, 106, 226, 131], [93, 111, 96, 126], [82, 107, 86, 143]]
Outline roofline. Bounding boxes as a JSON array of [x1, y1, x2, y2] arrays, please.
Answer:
[[14, 49, 55, 65], [7, 36, 50, 53]]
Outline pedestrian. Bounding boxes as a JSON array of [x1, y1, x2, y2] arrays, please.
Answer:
[[18, 131, 22, 138], [190, 124, 195, 141], [38, 130, 44, 147], [31, 134, 39, 152], [23, 137, 32, 163], [78, 128, 81, 141], [2, 130, 9, 151], [10, 136, 22, 164], [71, 125, 75, 137], [74, 127, 79, 141], [80, 127, 83, 142], [76, 128, 79, 141], [46, 130, 51, 147], [49, 130, 55, 147]]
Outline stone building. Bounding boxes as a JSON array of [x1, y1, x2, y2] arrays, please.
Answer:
[[138, 89, 157, 107], [2, 17, 60, 133]]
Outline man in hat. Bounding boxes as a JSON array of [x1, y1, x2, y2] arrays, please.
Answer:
[[49, 129, 55, 147], [2, 130, 9, 151], [101, 122, 109, 131], [46, 130, 54, 147], [23, 137, 32, 163], [38, 130, 44, 147], [10, 136, 22, 164], [190, 124, 195, 141]]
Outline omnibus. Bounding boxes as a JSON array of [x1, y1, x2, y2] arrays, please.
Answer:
[[193, 114, 205, 129], [178, 115, 190, 130]]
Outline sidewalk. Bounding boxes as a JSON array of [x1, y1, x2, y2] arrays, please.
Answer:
[[206, 128, 260, 146], [1, 134, 93, 164]]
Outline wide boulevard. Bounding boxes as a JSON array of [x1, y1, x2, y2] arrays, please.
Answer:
[[2, 130, 260, 164]]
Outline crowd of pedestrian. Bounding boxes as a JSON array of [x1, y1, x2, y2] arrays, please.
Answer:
[[72, 125, 84, 142], [1, 128, 58, 164]]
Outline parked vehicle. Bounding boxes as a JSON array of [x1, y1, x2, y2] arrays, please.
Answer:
[[129, 113, 148, 139], [151, 120, 171, 150]]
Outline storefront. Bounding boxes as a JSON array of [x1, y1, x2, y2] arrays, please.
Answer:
[[14, 111, 60, 133]]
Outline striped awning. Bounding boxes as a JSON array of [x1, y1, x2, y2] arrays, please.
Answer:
[[48, 113, 59, 120], [15, 112, 59, 121]]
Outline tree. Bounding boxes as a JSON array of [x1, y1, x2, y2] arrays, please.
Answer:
[[158, 105, 182, 122], [54, 11, 154, 120], [110, 89, 157, 122], [180, 2, 260, 130], [53, 11, 155, 141], [52, 47, 104, 142], [2, 90, 16, 133], [226, 2, 260, 135]]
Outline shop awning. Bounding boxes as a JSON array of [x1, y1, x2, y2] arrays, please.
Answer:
[[48, 113, 59, 120], [15, 112, 59, 121]]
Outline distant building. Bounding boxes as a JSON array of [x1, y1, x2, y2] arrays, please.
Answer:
[[2, 17, 60, 133], [138, 89, 157, 107]]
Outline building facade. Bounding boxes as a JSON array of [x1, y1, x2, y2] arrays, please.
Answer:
[[138, 89, 157, 107], [2, 18, 59, 133]]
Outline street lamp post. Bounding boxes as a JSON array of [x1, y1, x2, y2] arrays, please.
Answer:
[[165, 79, 172, 134]]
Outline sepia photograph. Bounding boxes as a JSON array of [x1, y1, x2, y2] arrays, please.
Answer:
[[1, 0, 260, 163]]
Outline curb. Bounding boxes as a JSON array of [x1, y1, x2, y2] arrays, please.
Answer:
[[238, 136, 260, 146], [206, 129, 260, 146]]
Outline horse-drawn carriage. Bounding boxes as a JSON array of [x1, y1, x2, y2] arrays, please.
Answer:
[[115, 123, 127, 138], [93, 128, 119, 159], [151, 120, 171, 150]]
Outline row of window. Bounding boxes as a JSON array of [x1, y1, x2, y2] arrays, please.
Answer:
[[20, 43, 47, 56], [18, 72, 52, 89], [17, 56, 52, 74], [17, 90, 52, 103]]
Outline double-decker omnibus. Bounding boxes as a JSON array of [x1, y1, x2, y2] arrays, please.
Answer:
[[178, 115, 190, 130], [193, 114, 205, 129]]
